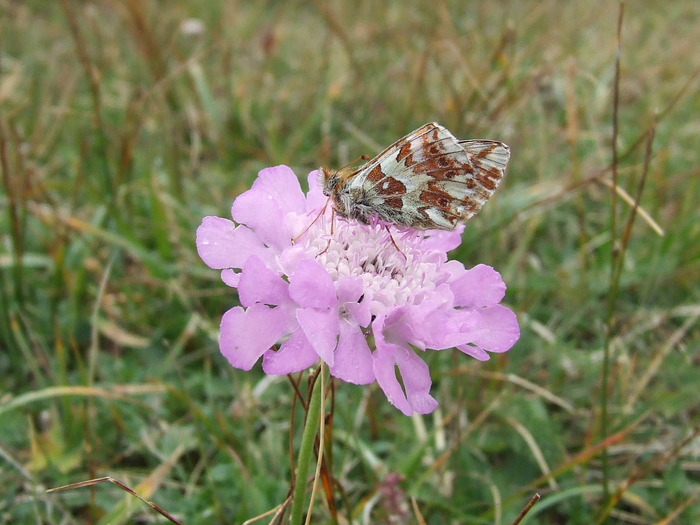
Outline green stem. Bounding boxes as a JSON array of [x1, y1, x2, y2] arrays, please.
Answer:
[[290, 369, 323, 525]]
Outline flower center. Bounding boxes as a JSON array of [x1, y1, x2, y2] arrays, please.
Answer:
[[304, 218, 442, 310]]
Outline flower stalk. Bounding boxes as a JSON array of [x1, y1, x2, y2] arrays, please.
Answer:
[[290, 367, 324, 525]]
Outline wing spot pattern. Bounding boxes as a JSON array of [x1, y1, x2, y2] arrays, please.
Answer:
[[377, 177, 407, 195]]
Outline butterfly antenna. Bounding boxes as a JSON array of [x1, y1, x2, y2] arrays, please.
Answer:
[[293, 196, 331, 244], [333, 154, 371, 176]]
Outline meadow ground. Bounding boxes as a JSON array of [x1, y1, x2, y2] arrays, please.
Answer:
[[1, 1, 699, 523]]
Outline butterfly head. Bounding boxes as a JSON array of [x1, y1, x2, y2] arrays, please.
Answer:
[[321, 167, 339, 196], [321, 166, 356, 218]]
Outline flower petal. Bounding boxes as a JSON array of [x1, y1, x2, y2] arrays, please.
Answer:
[[239, 165, 306, 216], [406, 304, 458, 350], [232, 166, 305, 250], [373, 339, 438, 416], [457, 304, 520, 357], [219, 304, 292, 370], [421, 224, 465, 253], [456, 344, 491, 361], [238, 255, 289, 307], [232, 194, 288, 251], [373, 315, 438, 415], [330, 320, 374, 384], [297, 307, 339, 366], [336, 276, 372, 327], [451, 264, 506, 307], [378, 300, 454, 351], [372, 343, 412, 416], [306, 170, 329, 211], [221, 269, 240, 287], [289, 258, 337, 310], [197, 217, 269, 270], [335, 275, 364, 303], [398, 351, 439, 415], [379, 306, 421, 349], [262, 328, 319, 375]]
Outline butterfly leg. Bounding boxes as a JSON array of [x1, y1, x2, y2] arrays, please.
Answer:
[[384, 225, 406, 259], [317, 207, 336, 256], [293, 196, 331, 244]]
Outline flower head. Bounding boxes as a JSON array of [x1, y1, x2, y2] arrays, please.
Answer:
[[197, 165, 519, 415]]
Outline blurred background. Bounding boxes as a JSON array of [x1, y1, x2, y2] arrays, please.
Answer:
[[1, 1, 698, 523]]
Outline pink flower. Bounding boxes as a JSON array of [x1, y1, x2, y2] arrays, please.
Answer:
[[196, 165, 519, 415]]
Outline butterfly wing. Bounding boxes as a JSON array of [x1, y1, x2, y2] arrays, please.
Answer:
[[348, 122, 510, 229]]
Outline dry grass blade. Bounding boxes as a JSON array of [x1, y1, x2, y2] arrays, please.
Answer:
[[530, 415, 646, 489], [471, 369, 577, 413], [614, 117, 657, 283], [47, 476, 182, 524], [600, 0, 626, 499], [596, 429, 700, 523], [410, 496, 429, 525], [596, 175, 664, 237], [242, 503, 289, 525], [654, 490, 700, 525], [506, 417, 557, 490], [511, 493, 541, 525], [625, 312, 699, 412]]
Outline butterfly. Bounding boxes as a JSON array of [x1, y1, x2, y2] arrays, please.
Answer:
[[322, 122, 510, 230]]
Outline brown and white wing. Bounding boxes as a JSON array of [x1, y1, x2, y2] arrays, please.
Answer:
[[349, 122, 510, 229], [455, 139, 510, 218]]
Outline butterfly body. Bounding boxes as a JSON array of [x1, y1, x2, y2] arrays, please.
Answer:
[[322, 122, 510, 230]]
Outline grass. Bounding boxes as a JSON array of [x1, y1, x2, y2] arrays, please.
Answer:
[[1, 0, 699, 523]]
